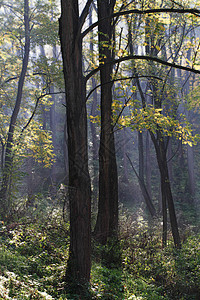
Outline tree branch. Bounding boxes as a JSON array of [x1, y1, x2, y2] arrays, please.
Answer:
[[20, 91, 64, 134], [79, 0, 93, 32], [85, 55, 200, 82], [2, 72, 50, 86], [126, 153, 156, 217], [82, 8, 200, 39], [86, 75, 162, 101]]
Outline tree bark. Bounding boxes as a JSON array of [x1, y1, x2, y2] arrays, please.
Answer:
[[89, 6, 99, 202], [49, 84, 57, 196], [122, 129, 129, 183], [49, 46, 57, 197], [126, 11, 156, 216], [59, 0, 91, 289], [145, 132, 152, 198], [138, 132, 144, 181], [187, 143, 195, 198], [94, 0, 119, 245], [152, 133, 181, 248]]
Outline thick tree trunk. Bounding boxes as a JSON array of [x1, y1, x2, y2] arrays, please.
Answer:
[[94, 0, 118, 244], [59, 0, 91, 288], [0, 0, 30, 219]]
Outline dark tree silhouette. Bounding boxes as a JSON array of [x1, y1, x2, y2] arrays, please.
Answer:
[[59, 0, 92, 291], [94, 0, 119, 245]]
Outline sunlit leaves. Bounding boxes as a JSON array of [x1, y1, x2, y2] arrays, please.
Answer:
[[15, 123, 55, 168], [0, 0, 61, 170], [32, 55, 64, 90], [184, 84, 200, 111], [117, 104, 199, 146]]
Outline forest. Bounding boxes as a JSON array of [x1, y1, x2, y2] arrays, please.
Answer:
[[0, 0, 200, 299]]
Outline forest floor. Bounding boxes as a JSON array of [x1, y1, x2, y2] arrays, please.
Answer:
[[0, 203, 199, 299]]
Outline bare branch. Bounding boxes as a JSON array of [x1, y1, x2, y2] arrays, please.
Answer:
[[20, 91, 65, 135], [126, 153, 156, 217], [85, 55, 200, 82], [2, 72, 50, 86], [82, 8, 200, 39], [79, 0, 93, 31], [86, 75, 162, 101]]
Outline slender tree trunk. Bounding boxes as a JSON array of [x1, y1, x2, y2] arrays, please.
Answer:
[[146, 15, 181, 246], [185, 42, 195, 199], [138, 132, 144, 181], [127, 153, 156, 219], [0, 141, 5, 172], [122, 129, 129, 182], [184, 62, 195, 199], [0, 0, 30, 219], [90, 78, 99, 202], [89, 7, 99, 202], [152, 134, 181, 248], [94, 0, 118, 245], [49, 46, 57, 197], [145, 132, 152, 198], [126, 12, 155, 216], [59, 0, 91, 289], [63, 119, 68, 183], [160, 174, 167, 247], [49, 84, 57, 196], [167, 139, 173, 182], [137, 131, 156, 216], [26, 156, 35, 207], [187, 144, 195, 198]]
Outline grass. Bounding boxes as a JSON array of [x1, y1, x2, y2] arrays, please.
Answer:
[[0, 206, 199, 299]]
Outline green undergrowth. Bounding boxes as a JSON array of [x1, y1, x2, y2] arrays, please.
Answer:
[[0, 206, 199, 299]]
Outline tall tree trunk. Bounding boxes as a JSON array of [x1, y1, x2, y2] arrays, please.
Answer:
[[167, 139, 173, 182], [94, 0, 118, 245], [26, 156, 35, 207], [59, 0, 91, 289], [39, 46, 47, 131], [184, 48, 195, 199], [0, 140, 5, 172], [137, 131, 156, 217], [145, 132, 152, 198], [0, 0, 30, 219], [187, 143, 195, 198], [49, 46, 57, 197], [145, 12, 180, 247], [126, 12, 156, 216], [138, 132, 144, 181], [89, 6, 99, 202], [90, 78, 99, 202], [49, 84, 57, 196], [122, 129, 129, 183], [152, 133, 181, 248]]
